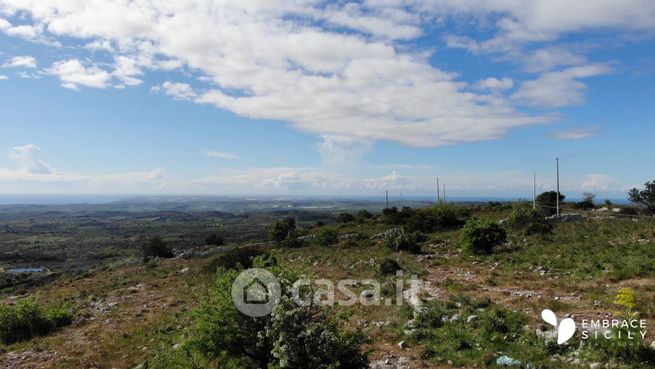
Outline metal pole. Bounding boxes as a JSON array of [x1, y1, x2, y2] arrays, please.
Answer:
[[533, 172, 536, 210], [556, 158, 560, 217], [436, 177, 440, 203], [443, 184, 446, 203]]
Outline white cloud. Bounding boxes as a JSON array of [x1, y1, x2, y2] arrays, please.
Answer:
[[580, 174, 617, 192], [201, 150, 241, 160], [112, 55, 143, 87], [0, 143, 631, 195], [512, 64, 612, 107], [8, 144, 57, 175], [474, 77, 513, 91], [523, 47, 587, 73], [0, 75, 7, 80], [151, 81, 197, 100], [0, 17, 60, 46], [317, 136, 373, 166], [0, 144, 168, 192], [0, 1, 546, 148], [2, 55, 37, 68], [551, 127, 598, 140], [322, 3, 423, 40], [85, 39, 114, 52], [436, 1, 655, 49], [46, 59, 110, 90], [0, 0, 652, 148]]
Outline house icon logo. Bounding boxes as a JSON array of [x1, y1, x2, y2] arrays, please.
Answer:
[[231, 268, 281, 317], [244, 278, 270, 304]]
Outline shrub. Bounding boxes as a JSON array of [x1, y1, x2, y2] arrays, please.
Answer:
[[431, 204, 468, 230], [618, 207, 639, 216], [336, 212, 355, 224], [573, 192, 596, 210], [405, 209, 436, 233], [203, 247, 271, 273], [614, 287, 637, 312], [269, 217, 297, 245], [506, 204, 553, 235], [192, 265, 368, 369], [379, 258, 402, 275], [628, 180, 655, 214], [382, 207, 402, 224], [205, 233, 225, 246], [460, 219, 507, 255], [384, 228, 426, 254], [269, 218, 305, 248], [0, 298, 72, 345], [142, 236, 174, 259], [267, 299, 369, 369], [315, 227, 339, 247], [535, 191, 565, 216], [404, 205, 468, 233], [356, 209, 373, 220]]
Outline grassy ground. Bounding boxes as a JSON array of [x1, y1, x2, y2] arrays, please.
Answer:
[[1, 205, 654, 368]]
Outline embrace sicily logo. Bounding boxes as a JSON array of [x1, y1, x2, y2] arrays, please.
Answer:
[[541, 309, 576, 344]]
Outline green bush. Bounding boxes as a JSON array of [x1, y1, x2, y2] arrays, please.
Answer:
[[191, 264, 368, 369], [573, 192, 596, 210], [269, 218, 306, 248], [315, 227, 339, 247], [460, 219, 507, 255], [269, 217, 297, 245], [336, 212, 355, 223], [268, 299, 369, 369], [356, 209, 373, 220], [0, 298, 72, 345], [203, 247, 271, 273], [431, 204, 468, 230], [506, 204, 553, 235], [384, 228, 426, 254], [205, 233, 225, 246], [379, 258, 402, 275], [142, 236, 174, 259], [535, 191, 565, 216]]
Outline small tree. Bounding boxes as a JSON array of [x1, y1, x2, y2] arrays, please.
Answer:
[[628, 180, 655, 214], [574, 192, 596, 210], [269, 217, 296, 245], [315, 227, 339, 247], [205, 232, 225, 246], [384, 228, 426, 254], [535, 191, 565, 216], [336, 212, 355, 223], [506, 203, 552, 235], [460, 219, 507, 255], [143, 236, 174, 258], [356, 209, 373, 220], [379, 258, 402, 276]]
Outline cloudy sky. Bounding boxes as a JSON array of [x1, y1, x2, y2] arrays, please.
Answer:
[[0, 1, 653, 198]]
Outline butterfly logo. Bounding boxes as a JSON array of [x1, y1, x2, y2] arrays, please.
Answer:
[[541, 309, 576, 344]]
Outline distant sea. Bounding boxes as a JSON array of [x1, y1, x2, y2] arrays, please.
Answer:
[[0, 194, 128, 205], [0, 194, 630, 206]]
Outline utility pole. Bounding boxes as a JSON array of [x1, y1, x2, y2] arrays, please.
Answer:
[[533, 172, 536, 210], [556, 158, 560, 217], [436, 177, 440, 203], [385, 190, 389, 210]]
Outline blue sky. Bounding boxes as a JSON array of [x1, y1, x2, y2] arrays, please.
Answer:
[[0, 1, 654, 198]]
